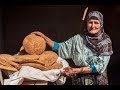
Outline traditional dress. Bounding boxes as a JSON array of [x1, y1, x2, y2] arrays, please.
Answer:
[[52, 11, 113, 85]]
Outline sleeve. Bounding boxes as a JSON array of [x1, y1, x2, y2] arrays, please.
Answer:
[[52, 41, 59, 51], [57, 36, 77, 59], [90, 64, 97, 73], [90, 55, 111, 74]]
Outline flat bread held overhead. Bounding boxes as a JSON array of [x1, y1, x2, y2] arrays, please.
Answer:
[[23, 33, 46, 55]]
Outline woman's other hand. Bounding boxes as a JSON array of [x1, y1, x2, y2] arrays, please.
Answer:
[[62, 67, 82, 77]]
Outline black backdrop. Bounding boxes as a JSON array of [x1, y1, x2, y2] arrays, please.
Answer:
[[0, 5, 120, 85]]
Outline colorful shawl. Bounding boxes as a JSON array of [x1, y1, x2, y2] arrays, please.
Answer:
[[83, 11, 113, 55]]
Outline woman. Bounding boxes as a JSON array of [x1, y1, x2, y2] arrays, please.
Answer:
[[32, 11, 113, 85]]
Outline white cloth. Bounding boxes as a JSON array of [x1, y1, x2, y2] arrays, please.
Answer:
[[4, 57, 69, 85]]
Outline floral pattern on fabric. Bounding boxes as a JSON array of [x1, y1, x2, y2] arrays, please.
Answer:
[[71, 70, 108, 85]]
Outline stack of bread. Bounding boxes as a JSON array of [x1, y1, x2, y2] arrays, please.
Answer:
[[0, 33, 63, 72]]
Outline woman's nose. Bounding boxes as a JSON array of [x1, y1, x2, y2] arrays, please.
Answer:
[[91, 23, 95, 29]]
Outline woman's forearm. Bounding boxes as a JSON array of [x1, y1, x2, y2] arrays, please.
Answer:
[[63, 66, 93, 77], [80, 66, 92, 74], [69, 66, 92, 74], [72, 66, 93, 74]]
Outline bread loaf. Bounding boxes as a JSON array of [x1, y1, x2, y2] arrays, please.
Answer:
[[14, 55, 40, 60], [23, 33, 46, 55], [21, 62, 63, 71], [47, 61, 63, 70], [0, 54, 21, 70], [0, 64, 18, 71], [21, 63, 48, 71], [38, 51, 58, 66], [0, 58, 13, 67], [0, 54, 16, 61]]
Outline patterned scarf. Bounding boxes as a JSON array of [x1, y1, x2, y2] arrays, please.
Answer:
[[83, 11, 113, 55]]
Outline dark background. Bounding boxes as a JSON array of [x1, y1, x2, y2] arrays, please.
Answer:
[[0, 4, 120, 85]]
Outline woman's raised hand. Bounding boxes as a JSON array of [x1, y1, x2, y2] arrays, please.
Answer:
[[31, 31, 45, 38], [31, 31, 54, 48]]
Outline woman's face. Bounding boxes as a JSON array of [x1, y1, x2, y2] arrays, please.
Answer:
[[87, 19, 101, 35]]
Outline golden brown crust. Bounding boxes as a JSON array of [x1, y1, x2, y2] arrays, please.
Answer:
[[12, 58, 44, 66], [0, 54, 16, 61], [1, 59, 21, 70], [38, 51, 58, 66], [21, 61, 63, 71], [47, 61, 63, 70], [14, 55, 40, 60], [21, 63, 48, 71], [0, 59, 13, 67], [0, 63, 18, 72], [0, 54, 21, 70], [23, 34, 46, 55], [13, 54, 44, 65]]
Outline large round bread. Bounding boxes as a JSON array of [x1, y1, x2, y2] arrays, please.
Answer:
[[23, 33, 46, 55], [38, 51, 58, 66]]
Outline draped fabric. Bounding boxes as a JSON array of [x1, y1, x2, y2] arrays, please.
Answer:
[[83, 11, 113, 55]]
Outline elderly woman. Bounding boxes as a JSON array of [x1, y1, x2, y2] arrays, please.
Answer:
[[32, 11, 113, 85]]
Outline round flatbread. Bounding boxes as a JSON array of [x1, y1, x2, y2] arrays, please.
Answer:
[[38, 51, 58, 66], [23, 33, 46, 55]]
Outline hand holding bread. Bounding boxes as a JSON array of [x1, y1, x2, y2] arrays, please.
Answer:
[[0, 33, 63, 72]]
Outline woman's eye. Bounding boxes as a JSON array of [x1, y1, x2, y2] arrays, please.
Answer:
[[94, 22, 99, 24], [89, 22, 93, 24], [89, 21, 99, 25]]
